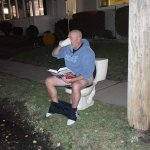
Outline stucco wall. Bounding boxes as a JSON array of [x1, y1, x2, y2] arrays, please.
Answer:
[[82, 0, 97, 11], [97, 4, 128, 38], [10, 16, 54, 35], [8, 0, 128, 38]]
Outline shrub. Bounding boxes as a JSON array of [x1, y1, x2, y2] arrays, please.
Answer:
[[0, 21, 12, 36], [54, 19, 73, 41], [26, 25, 39, 47], [26, 25, 39, 39], [42, 31, 55, 46], [13, 27, 23, 36], [72, 11, 105, 38], [115, 6, 129, 37]]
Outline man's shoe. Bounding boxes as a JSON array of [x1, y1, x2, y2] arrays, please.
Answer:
[[67, 119, 76, 125], [46, 112, 53, 118], [67, 110, 80, 126]]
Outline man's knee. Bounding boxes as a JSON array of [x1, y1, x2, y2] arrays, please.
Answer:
[[45, 77, 54, 87], [72, 82, 81, 91]]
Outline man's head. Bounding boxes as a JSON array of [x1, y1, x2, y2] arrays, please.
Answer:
[[68, 30, 82, 49]]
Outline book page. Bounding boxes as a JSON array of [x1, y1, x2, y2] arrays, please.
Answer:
[[47, 69, 58, 76], [48, 67, 75, 79], [57, 67, 72, 75]]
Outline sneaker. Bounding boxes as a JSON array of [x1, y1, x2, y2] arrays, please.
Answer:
[[45, 112, 53, 118], [67, 111, 80, 126], [67, 119, 76, 125], [46, 102, 58, 117]]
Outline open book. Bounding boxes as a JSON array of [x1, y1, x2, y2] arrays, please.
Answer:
[[48, 67, 76, 79]]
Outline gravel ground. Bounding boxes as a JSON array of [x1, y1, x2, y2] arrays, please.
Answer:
[[0, 98, 62, 150]]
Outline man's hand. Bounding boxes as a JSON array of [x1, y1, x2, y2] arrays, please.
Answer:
[[62, 76, 72, 84], [62, 75, 83, 84]]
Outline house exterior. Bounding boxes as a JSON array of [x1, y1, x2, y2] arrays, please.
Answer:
[[0, 0, 128, 38]]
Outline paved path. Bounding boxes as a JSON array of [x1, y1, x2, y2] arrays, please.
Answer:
[[0, 59, 127, 107]]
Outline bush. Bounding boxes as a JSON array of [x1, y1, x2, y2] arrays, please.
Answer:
[[0, 21, 12, 36], [13, 27, 23, 36], [115, 6, 129, 37], [42, 31, 55, 46], [54, 19, 72, 41], [26, 25, 39, 47], [72, 11, 105, 38], [26, 25, 39, 39]]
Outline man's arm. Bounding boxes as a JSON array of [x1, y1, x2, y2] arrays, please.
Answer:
[[52, 46, 62, 55], [70, 76, 83, 82], [52, 38, 71, 56], [62, 75, 84, 84]]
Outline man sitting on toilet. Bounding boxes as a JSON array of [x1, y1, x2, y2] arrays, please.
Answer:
[[45, 29, 95, 125]]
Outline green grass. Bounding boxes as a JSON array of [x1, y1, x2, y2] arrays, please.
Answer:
[[1, 73, 150, 150], [1, 39, 139, 149], [91, 40, 128, 81], [12, 39, 128, 81]]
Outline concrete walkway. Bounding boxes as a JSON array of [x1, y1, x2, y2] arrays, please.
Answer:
[[0, 59, 127, 107]]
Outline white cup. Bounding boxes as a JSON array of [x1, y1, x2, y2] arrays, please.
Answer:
[[59, 38, 71, 47]]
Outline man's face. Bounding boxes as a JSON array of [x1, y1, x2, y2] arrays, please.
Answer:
[[68, 32, 81, 49]]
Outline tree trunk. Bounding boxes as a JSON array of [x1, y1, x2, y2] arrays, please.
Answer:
[[128, 0, 150, 130]]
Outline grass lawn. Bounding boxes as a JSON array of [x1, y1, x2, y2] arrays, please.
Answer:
[[12, 39, 128, 81], [2, 39, 148, 149], [0, 73, 150, 150]]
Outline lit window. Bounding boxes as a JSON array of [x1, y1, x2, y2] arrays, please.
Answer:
[[25, 0, 44, 17], [4, 8, 9, 14], [12, 5, 17, 18], [34, 0, 44, 16], [66, 0, 76, 15], [98, 0, 129, 7], [98, 0, 109, 7]]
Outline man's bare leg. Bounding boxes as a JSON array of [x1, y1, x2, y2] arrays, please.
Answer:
[[45, 76, 69, 102], [71, 80, 89, 107], [67, 80, 89, 125], [45, 76, 69, 117]]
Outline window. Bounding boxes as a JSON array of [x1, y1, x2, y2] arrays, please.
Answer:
[[10, 0, 17, 18], [34, 0, 44, 16], [66, 0, 76, 16], [25, 0, 45, 17], [25, 0, 33, 17], [99, 0, 109, 7], [3, 0, 10, 20], [18, 0, 24, 18], [97, 0, 129, 7], [12, 5, 16, 18], [0, 0, 46, 20]]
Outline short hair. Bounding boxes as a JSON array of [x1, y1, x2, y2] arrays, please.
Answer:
[[69, 30, 82, 39]]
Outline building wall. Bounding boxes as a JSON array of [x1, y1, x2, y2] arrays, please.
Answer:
[[55, 0, 67, 20], [82, 0, 97, 11], [46, 0, 54, 16], [47, 0, 128, 38], [10, 15, 53, 35], [7, 0, 128, 38]]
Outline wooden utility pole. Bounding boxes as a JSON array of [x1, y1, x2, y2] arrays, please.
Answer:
[[128, 0, 150, 130]]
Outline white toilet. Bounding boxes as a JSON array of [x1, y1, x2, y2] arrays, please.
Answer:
[[65, 58, 108, 110]]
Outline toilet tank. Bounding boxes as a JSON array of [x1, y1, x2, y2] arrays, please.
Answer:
[[94, 58, 108, 83]]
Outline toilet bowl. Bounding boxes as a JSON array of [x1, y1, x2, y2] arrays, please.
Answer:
[[65, 58, 108, 110]]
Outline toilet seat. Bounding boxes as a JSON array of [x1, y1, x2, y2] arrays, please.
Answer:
[[65, 83, 93, 89]]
